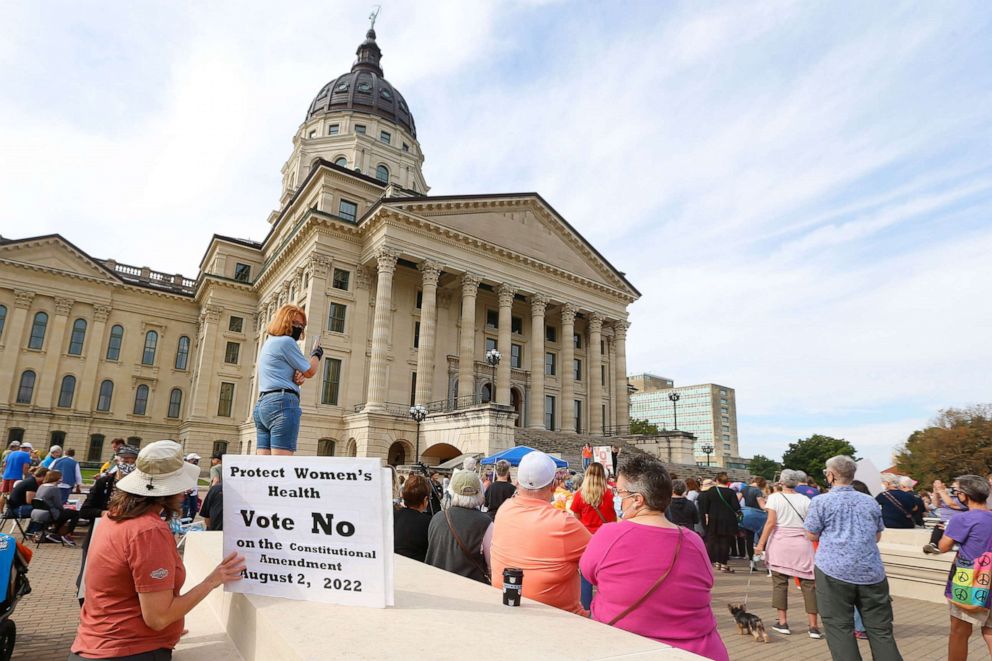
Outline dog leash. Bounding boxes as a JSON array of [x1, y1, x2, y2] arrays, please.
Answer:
[[743, 553, 758, 609]]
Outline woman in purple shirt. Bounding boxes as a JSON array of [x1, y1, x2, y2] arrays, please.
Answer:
[[580, 455, 728, 661]]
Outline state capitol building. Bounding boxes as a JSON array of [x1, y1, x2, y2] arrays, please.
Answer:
[[0, 28, 639, 467]]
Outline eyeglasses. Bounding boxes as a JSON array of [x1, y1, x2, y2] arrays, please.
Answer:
[[617, 489, 641, 502]]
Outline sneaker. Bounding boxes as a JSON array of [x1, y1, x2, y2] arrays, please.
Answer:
[[923, 543, 941, 555], [772, 623, 791, 635], [44, 533, 61, 544], [854, 630, 869, 640], [809, 627, 823, 639], [61, 536, 76, 547]]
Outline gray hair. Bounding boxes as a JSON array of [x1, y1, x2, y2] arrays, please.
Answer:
[[572, 473, 584, 489], [495, 459, 511, 477], [825, 455, 858, 482], [672, 479, 687, 496], [880, 473, 900, 487], [449, 492, 485, 509], [463, 456, 478, 471], [956, 475, 990, 504], [780, 469, 804, 488], [898, 476, 914, 489]]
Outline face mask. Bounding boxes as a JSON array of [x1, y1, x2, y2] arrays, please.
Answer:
[[290, 325, 304, 341], [118, 462, 136, 476]]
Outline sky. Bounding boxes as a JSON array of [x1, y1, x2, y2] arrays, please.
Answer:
[[1, 1, 990, 468]]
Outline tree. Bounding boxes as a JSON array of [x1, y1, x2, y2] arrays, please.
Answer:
[[629, 418, 660, 435], [781, 434, 858, 487], [895, 404, 992, 485], [747, 454, 781, 480]]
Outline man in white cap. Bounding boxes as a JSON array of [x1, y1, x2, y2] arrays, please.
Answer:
[[490, 450, 591, 614]]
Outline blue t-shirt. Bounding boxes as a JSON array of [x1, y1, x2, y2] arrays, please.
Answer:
[[2, 451, 31, 480], [52, 456, 79, 488], [257, 335, 311, 393], [795, 485, 820, 499], [945, 509, 992, 562]]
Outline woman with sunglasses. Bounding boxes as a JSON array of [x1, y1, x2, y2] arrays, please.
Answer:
[[254, 304, 322, 456]]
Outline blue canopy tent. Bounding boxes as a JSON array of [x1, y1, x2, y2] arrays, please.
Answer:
[[480, 446, 568, 468]]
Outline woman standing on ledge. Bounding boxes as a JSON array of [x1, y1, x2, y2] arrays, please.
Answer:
[[254, 304, 322, 456]]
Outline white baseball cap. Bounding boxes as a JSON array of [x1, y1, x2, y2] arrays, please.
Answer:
[[517, 451, 557, 489], [19, 442, 32, 450]]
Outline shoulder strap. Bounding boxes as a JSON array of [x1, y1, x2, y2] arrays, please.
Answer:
[[881, 491, 913, 520], [608, 527, 683, 625], [443, 509, 491, 582], [782, 493, 806, 522], [714, 487, 737, 513]]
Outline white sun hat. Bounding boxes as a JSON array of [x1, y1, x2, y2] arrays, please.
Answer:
[[117, 440, 200, 497]]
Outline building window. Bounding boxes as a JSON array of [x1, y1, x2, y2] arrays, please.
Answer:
[[168, 388, 183, 419], [225, 341, 241, 364], [511, 344, 522, 369], [402, 143, 409, 153], [97, 380, 114, 411], [545, 325, 557, 343], [6, 429, 24, 444], [602, 405, 607, 434], [68, 318, 87, 355], [321, 359, 342, 405], [409, 372, 417, 406], [511, 316, 523, 334], [720, 389, 727, 396], [416, 290, 423, 309], [328, 303, 347, 333], [57, 375, 76, 408], [106, 324, 124, 361], [50, 431, 66, 448], [486, 309, 499, 329], [28, 311, 47, 349], [332, 268, 350, 290], [574, 333, 582, 349], [354, 124, 366, 134], [339, 199, 358, 222], [217, 382, 235, 417], [375, 164, 389, 183], [317, 439, 336, 456], [212, 440, 228, 456], [601, 365, 606, 386], [142, 330, 158, 365], [234, 263, 251, 283], [16, 371, 35, 404], [328, 124, 339, 135], [307, 129, 316, 138], [229, 316, 244, 333], [87, 434, 105, 463], [133, 384, 149, 415], [545, 395, 556, 430], [601, 340, 605, 353], [175, 336, 190, 370], [0, 304, 6, 338], [413, 321, 420, 349], [334, 157, 347, 167], [379, 130, 391, 144], [485, 337, 497, 353], [545, 352, 556, 376], [574, 359, 583, 381], [127, 436, 142, 447], [575, 400, 583, 434]]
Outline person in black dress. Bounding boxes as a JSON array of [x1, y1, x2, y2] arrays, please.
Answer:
[[698, 472, 741, 572], [394, 474, 432, 562]]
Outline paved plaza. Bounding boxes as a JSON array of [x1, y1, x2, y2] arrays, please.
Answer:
[[10, 538, 986, 660]]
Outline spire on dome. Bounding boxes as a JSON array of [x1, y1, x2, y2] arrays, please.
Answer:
[[353, 8, 383, 75]]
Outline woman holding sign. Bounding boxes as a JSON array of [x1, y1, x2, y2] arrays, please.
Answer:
[[255, 304, 323, 456], [70, 440, 245, 660]]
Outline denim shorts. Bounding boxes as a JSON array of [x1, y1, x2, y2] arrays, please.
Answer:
[[253, 391, 302, 452]]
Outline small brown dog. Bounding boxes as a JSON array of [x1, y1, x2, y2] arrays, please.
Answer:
[[728, 603, 769, 643]]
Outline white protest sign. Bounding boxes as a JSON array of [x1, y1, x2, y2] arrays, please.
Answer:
[[223, 456, 394, 608], [593, 446, 613, 475], [855, 458, 883, 497]]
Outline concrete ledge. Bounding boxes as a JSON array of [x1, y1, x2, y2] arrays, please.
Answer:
[[879, 528, 951, 604], [183, 532, 704, 660]]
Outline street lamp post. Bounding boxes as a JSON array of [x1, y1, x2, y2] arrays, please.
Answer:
[[702, 443, 714, 467], [409, 404, 427, 464], [668, 392, 681, 430], [485, 348, 501, 404]]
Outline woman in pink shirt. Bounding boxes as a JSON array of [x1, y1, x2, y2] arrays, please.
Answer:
[[580, 455, 728, 661]]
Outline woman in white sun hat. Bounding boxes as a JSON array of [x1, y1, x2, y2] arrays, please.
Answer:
[[70, 440, 244, 661]]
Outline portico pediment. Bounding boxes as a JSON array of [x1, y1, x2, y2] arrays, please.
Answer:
[[0, 234, 119, 284]]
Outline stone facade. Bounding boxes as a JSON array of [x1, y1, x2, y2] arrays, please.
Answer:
[[0, 29, 639, 466]]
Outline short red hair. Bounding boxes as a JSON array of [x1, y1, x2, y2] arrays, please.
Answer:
[[267, 304, 306, 337]]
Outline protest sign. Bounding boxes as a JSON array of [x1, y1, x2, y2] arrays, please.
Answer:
[[593, 446, 613, 475], [223, 455, 394, 608]]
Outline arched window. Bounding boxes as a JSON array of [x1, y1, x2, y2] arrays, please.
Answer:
[[142, 330, 158, 365], [68, 318, 87, 355], [28, 311, 48, 349], [375, 164, 389, 183], [16, 370, 35, 404], [57, 375, 76, 408], [168, 388, 183, 418], [175, 336, 190, 370], [96, 380, 114, 411], [106, 324, 124, 360], [317, 438, 336, 456], [334, 157, 348, 167], [133, 384, 149, 415], [0, 304, 7, 338]]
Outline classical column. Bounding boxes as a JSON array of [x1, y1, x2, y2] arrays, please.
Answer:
[[457, 273, 481, 403], [305, 255, 331, 408], [495, 283, 514, 405], [414, 260, 442, 405], [527, 294, 548, 428], [0, 290, 35, 405], [365, 248, 399, 411], [191, 304, 223, 418], [36, 297, 74, 407], [76, 304, 111, 411], [588, 312, 604, 434], [613, 320, 630, 431], [560, 303, 576, 432]]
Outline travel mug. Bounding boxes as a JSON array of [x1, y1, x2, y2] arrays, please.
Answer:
[[502, 567, 524, 606]]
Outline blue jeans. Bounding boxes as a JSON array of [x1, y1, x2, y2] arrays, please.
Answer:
[[183, 493, 199, 519], [59, 487, 71, 504], [254, 392, 302, 452], [580, 572, 593, 611], [854, 606, 864, 632]]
